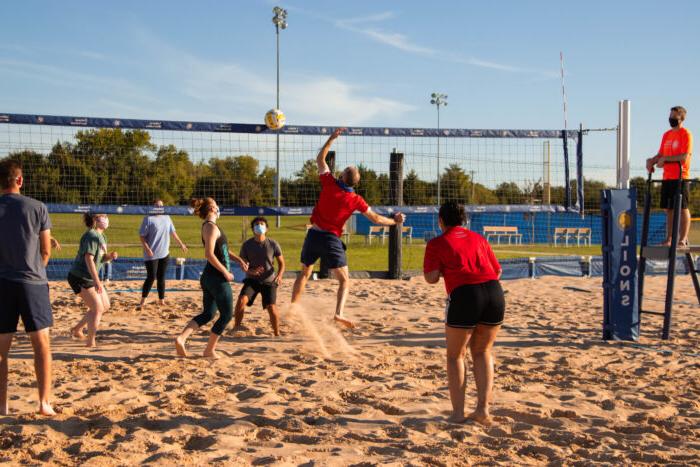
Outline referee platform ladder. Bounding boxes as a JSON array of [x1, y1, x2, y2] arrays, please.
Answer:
[[637, 164, 700, 340]]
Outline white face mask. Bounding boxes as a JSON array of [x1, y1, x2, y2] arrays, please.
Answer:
[[95, 216, 109, 230], [253, 224, 267, 235], [213, 207, 220, 220]]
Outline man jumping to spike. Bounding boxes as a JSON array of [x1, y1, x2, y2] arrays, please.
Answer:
[[291, 128, 406, 328]]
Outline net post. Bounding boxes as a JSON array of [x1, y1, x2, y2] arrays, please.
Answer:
[[388, 150, 404, 279], [318, 152, 336, 279], [617, 100, 631, 189]]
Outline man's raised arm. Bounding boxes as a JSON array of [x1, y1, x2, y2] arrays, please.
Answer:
[[362, 208, 406, 226], [317, 127, 346, 173]]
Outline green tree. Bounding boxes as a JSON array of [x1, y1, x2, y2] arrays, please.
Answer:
[[150, 145, 196, 204], [2, 150, 60, 202]]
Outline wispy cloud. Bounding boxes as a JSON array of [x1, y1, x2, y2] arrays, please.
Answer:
[[333, 11, 557, 78], [133, 28, 416, 125]]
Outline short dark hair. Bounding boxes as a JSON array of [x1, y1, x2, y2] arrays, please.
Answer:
[[251, 216, 268, 230], [439, 201, 466, 228], [0, 159, 22, 189], [671, 106, 687, 121]]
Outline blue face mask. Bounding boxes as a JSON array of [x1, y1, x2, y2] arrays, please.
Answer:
[[336, 177, 355, 193], [253, 224, 267, 235]]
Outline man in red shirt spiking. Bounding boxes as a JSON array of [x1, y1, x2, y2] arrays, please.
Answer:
[[291, 128, 405, 328]]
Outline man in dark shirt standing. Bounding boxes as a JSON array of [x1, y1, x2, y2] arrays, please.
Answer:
[[0, 160, 55, 416], [235, 217, 285, 336]]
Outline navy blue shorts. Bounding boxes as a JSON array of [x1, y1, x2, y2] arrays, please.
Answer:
[[0, 278, 53, 333], [300, 228, 347, 269]]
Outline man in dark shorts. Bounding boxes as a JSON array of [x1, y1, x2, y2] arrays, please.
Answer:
[[0, 160, 55, 416], [234, 217, 285, 336], [646, 106, 694, 246], [291, 127, 406, 328]]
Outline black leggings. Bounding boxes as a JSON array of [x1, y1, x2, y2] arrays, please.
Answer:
[[142, 256, 170, 300]]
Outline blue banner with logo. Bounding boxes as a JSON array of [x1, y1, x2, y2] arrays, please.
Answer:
[[601, 188, 639, 341]]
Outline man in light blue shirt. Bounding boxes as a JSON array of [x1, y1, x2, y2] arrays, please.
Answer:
[[137, 200, 188, 309]]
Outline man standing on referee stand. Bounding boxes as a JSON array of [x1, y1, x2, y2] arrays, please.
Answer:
[[646, 106, 694, 246], [0, 160, 55, 416], [291, 128, 406, 328]]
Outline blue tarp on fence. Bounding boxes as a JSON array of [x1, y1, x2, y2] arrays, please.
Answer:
[[45, 255, 695, 282], [355, 211, 667, 245]]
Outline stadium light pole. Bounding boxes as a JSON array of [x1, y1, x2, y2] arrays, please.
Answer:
[[273, 6, 287, 228], [430, 93, 447, 206]]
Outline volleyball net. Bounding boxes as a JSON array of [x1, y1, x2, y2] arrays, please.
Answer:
[[0, 113, 583, 214]]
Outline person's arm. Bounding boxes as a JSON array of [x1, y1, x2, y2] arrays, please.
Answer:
[[362, 208, 406, 226], [316, 127, 345, 173], [171, 231, 188, 252], [422, 240, 442, 284], [139, 236, 154, 258], [274, 255, 286, 285], [39, 230, 52, 267], [203, 223, 234, 280], [424, 269, 441, 284], [485, 242, 503, 280], [50, 236, 61, 252], [138, 218, 154, 257], [229, 251, 249, 272], [656, 153, 690, 164]]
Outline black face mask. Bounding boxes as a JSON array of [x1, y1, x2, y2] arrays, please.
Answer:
[[669, 117, 679, 128]]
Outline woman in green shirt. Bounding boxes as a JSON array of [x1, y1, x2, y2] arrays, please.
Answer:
[[68, 213, 118, 348]]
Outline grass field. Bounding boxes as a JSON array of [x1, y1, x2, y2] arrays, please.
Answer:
[[49, 213, 602, 271]]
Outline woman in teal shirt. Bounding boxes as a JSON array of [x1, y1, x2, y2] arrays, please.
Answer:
[[68, 213, 118, 348], [175, 198, 248, 359]]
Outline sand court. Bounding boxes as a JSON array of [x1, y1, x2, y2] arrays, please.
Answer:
[[0, 275, 698, 465]]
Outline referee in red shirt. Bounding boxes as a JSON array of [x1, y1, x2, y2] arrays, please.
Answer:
[[423, 202, 504, 425], [291, 128, 405, 328]]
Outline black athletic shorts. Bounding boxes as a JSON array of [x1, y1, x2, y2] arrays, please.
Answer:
[[300, 228, 347, 269], [0, 278, 53, 333], [67, 273, 94, 295], [239, 278, 278, 308], [445, 280, 505, 329], [660, 180, 690, 210]]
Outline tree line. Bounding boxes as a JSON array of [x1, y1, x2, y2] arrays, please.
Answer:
[[4, 128, 698, 213]]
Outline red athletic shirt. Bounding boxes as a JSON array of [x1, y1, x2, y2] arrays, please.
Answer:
[[423, 226, 501, 294], [310, 172, 369, 237]]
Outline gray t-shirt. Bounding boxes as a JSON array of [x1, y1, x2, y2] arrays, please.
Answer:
[[239, 237, 282, 284], [0, 193, 52, 284], [139, 215, 175, 260]]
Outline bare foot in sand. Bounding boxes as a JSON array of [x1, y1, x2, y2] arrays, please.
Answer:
[[203, 350, 220, 360], [334, 315, 355, 329], [447, 412, 467, 424], [86, 339, 96, 348], [71, 327, 86, 339], [467, 409, 493, 426], [175, 337, 187, 357], [39, 402, 56, 416]]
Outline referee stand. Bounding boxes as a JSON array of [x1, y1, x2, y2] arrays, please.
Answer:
[[637, 162, 700, 339]]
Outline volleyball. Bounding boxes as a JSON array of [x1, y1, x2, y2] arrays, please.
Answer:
[[264, 108, 286, 130]]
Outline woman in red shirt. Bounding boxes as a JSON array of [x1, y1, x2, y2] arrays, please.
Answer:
[[423, 202, 504, 425]]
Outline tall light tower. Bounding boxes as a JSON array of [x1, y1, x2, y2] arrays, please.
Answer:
[[430, 92, 447, 205], [272, 6, 287, 227]]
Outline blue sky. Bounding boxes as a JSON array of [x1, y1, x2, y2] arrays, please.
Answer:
[[1, 0, 699, 177]]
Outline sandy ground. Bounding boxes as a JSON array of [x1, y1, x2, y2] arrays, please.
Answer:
[[1, 274, 699, 466]]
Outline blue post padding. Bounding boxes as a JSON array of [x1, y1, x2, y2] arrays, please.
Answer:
[[601, 189, 639, 341]]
